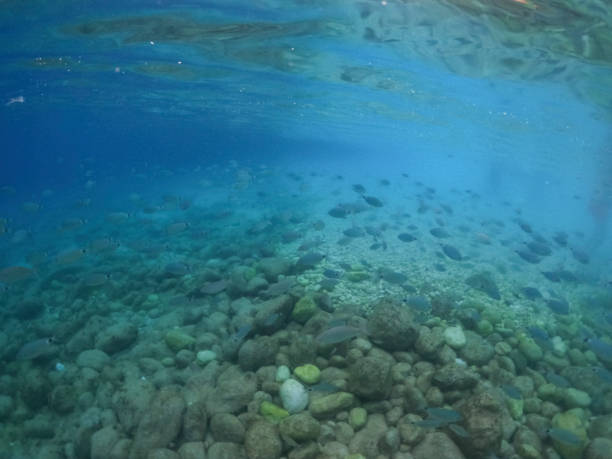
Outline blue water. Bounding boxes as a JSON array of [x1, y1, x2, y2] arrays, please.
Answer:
[[1, 0, 611, 457]]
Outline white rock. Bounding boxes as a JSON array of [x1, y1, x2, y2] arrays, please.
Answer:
[[444, 326, 466, 349], [275, 365, 291, 383], [551, 336, 567, 356], [279, 378, 308, 414], [196, 350, 217, 365]]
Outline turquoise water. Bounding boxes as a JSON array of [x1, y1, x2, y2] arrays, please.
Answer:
[[1, 1, 611, 458]]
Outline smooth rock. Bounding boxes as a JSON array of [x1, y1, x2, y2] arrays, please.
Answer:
[[444, 326, 466, 349], [280, 379, 309, 414]]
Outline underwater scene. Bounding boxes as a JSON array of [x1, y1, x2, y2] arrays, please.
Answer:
[[1, 0, 612, 458]]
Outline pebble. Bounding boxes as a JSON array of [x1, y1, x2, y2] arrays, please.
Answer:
[[443, 326, 466, 349]]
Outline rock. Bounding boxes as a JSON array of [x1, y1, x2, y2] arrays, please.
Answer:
[[348, 413, 387, 459], [129, 387, 186, 459], [413, 432, 465, 459], [112, 379, 156, 434], [24, 414, 55, 439], [432, 363, 478, 390], [182, 400, 207, 442], [178, 442, 205, 459], [95, 322, 137, 354], [563, 388, 591, 408], [276, 365, 291, 382], [444, 326, 466, 349], [349, 407, 368, 430], [147, 448, 179, 459], [292, 296, 319, 324], [348, 355, 392, 400], [287, 335, 317, 367], [294, 364, 321, 385], [207, 442, 247, 459], [258, 257, 291, 282], [196, 350, 216, 365], [165, 329, 195, 352], [21, 368, 51, 410], [91, 426, 119, 459], [244, 420, 282, 459], [415, 327, 444, 357], [366, 299, 419, 351], [551, 409, 587, 459], [206, 365, 257, 415], [589, 414, 612, 440], [49, 384, 76, 414], [465, 272, 500, 300], [459, 331, 495, 366], [210, 413, 245, 443], [309, 392, 355, 418], [280, 412, 321, 442], [0, 395, 13, 420], [280, 379, 309, 414], [14, 299, 44, 320], [238, 336, 278, 371], [585, 437, 612, 459], [260, 401, 290, 422], [518, 335, 543, 363], [458, 391, 503, 458], [76, 349, 111, 370]]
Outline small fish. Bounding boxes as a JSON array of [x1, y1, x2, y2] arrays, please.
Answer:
[[352, 184, 366, 194], [546, 427, 582, 446], [403, 296, 431, 312], [323, 269, 342, 279], [315, 325, 366, 345], [5, 95, 25, 106], [0, 265, 35, 284], [546, 371, 570, 388], [441, 244, 462, 261], [262, 313, 281, 327], [164, 262, 190, 276], [501, 384, 522, 400], [200, 279, 227, 295], [527, 326, 552, 350], [232, 324, 252, 343], [380, 269, 407, 285], [430, 228, 450, 238], [414, 419, 447, 428], [16, 337, 55, 360], [515, 249, 541, 264], [362, 195, 383, 207], [295, 252, 325, 271], [522, 287, 542, 300], [56, 248, 87, 265], [591, 366, 612, 384], [585, 337, 612, 363], [166, 221, 190, 235], [571, 248, 589, 264], [426, 408, 462, 423], [546, 298, 569, 315], [307, 382, 340, 393], [526, 241, 551, 256], [397, 233, 416, 243], [448, 423, 469, 438], [343, 227, 365, 238], [82, 272, 110, 287]]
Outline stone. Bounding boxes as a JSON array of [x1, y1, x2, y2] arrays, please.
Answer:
[[348, 355, 392, 400], [24, 414, 55, 439], [147, 448, 179, 459], [258, 257, 291, 282], [205, 365, 257, 415], [280, 379, 309, 414], [415, 327, 445, 357], [458, 391, 503, 458], [244, 420, 282, 459], [49, 384, 76, 414], [366, 300, 419, 351], [165, 329, 195, 352], [288, 335, 317, 367], [563, 388, 591, 408], [292, 296, 319, 324], [413, 432, 465, 459], [196, 350, 216, 365], [518, 335, 543, 363], [294, 364, 321, 385], [210, 413, 245, 443], [276, 365, 291, 382], [207, 442, 247, 459], [585, 437, 612, 459], [432, 363, 478, 390], [177, 442, 206, 459], [348, 414, 388, 458], [95, 322, 137, 354], [91, 427, 119, 459], [444, 326, 466, 349], [551, 409, 587, 459], [238, 336, 278, 371], [0, 395, 13, 421], [112, 378, 156, 434], [279, 412, 321, 442], [349, 407, 368, 430], [182, 400, 207, 442], [309, 392, 355, 418], [589, 414, 612, 440], [21, 368, 51, 410], [76, 349, 111, 370], [459, 331, 495, 366], [129, 387, 186, 459], [260, 401, 290, 422]]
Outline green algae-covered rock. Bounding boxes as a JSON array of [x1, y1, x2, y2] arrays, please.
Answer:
[[562, 388, 591, 408], [518, 335, 543, 362], [279, 412, 321, 442], [309, 392, 354, 418], [349, 407, 367, 430], [260, 401, 289, 422], [551, 409, 587, 459], [294, 364, 321, 385], [506, 396, 523, 420], [165, 329, 195, 352], [476, 319, 494, 336], [292, 296, 318, 324]]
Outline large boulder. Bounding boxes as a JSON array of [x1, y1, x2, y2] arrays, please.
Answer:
[[413, 432, 466, 459], [348, 354, 392, 400], [205, 366, 257, 415], [367, 299, 419, 351], [244, 420, 282, 459], [457, 392, 503, 458]]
